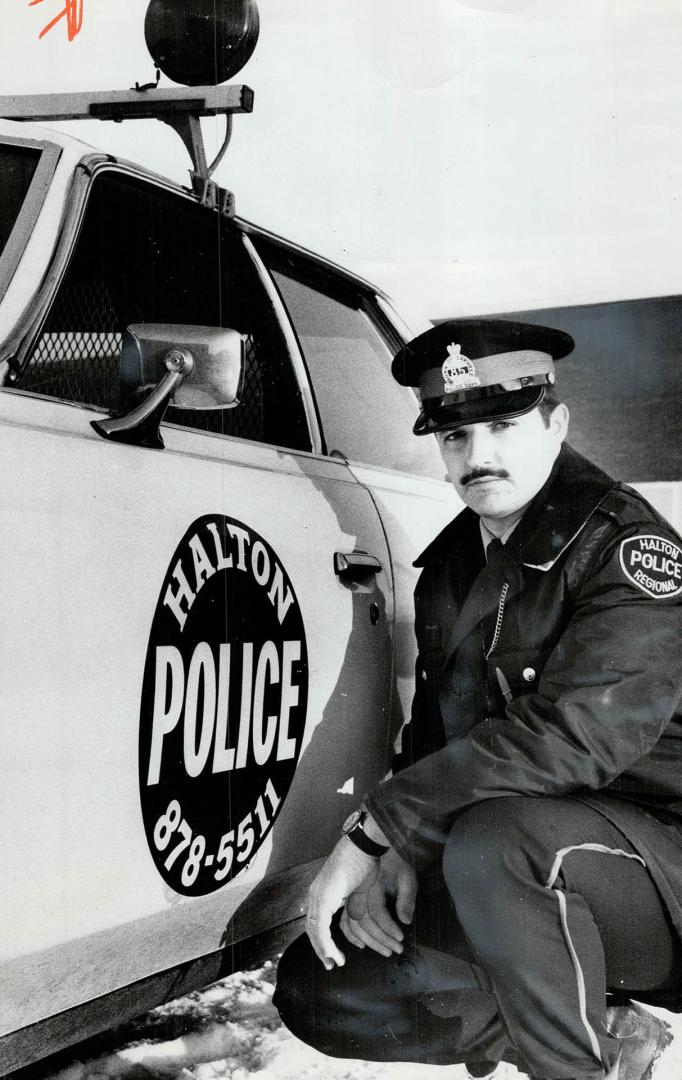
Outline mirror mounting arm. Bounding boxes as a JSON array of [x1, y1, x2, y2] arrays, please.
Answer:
[[91, 348, 194, 450]]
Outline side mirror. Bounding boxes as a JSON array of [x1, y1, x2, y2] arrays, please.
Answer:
[[91, 323, 245, 449], [122, 323, 245, 411]]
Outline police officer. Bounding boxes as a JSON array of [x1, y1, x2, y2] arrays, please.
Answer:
[[274, 319, 682, 1080]]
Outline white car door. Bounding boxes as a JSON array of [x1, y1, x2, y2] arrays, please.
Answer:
[[0, 166, 395, 1048]]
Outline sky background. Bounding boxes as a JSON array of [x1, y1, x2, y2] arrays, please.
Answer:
[[3, 0, 682, 326]]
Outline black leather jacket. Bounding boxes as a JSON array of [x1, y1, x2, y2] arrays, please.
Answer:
[[366, 444, 682, 872]]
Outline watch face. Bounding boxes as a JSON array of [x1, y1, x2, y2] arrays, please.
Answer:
[[342, 810, 363, 834]]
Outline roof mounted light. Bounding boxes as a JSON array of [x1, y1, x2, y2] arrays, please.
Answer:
[[144, 0, 260, 87], [0, 0, 261, 209]]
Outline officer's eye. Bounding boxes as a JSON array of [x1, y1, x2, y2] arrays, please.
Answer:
[[443, 429, 465, 443], [490, 420, 515, 433]]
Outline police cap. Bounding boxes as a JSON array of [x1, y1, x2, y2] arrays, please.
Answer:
[[392, 318, 574, 435]]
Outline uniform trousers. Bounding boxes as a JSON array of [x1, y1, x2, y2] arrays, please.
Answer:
[[274, 797, 682, 1079]]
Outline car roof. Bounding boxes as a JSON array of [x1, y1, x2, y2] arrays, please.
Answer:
[[0, 117, 388, 303]]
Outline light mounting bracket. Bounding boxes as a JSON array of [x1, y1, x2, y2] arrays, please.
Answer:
[[0, 84, 253, 210]]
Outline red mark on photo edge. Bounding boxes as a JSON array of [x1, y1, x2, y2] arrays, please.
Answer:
[[29, 0, 84, 42]]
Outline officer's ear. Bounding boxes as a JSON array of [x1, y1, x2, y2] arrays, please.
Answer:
[[548, 402, 570, 442]]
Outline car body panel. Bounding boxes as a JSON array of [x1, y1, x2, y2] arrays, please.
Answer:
[[0, 387, 404, 1031]]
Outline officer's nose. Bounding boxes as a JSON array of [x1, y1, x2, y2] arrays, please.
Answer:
[[463, 425, 496, 470]]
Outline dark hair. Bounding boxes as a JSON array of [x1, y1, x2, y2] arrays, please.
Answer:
[[537, 387, 562, 426]]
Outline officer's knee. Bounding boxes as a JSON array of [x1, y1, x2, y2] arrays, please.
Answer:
[[273, 932, 320, 1043], [275, 930, 380, 1054], [275, 930, 411, 1059]]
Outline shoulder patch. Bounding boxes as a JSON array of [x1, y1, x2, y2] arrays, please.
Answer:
[[619, 533, 682, 598]]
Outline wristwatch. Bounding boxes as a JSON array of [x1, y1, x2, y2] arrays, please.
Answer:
[[341, 810, 390, 858]]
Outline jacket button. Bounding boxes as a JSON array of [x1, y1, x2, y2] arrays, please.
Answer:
[[522, 667, 536, 682]]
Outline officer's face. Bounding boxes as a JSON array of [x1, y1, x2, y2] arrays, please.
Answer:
[[437, 405, 569, 527]]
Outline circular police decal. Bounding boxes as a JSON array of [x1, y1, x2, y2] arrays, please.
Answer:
[[619, 533, 682, 599], [139, 515, 308, 896]]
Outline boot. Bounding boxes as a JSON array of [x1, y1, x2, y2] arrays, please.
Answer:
[[465, 1064, 498, 1079], [465, 1065, 518, 1079], [465, 1063, 517, 1079], [470, 1002, 672, 1080], [603, 1001, 672, 1080]]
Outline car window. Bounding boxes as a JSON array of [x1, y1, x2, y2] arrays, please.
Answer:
[[16, 171, 311, 453], [0, 143, 40, 260], [264, 259, 444, 479]]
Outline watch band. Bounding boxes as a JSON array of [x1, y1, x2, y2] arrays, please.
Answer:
[[342, 810, 390, 858]]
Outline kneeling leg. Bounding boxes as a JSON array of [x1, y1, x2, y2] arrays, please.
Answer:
[[274, 911, 507, 1065]]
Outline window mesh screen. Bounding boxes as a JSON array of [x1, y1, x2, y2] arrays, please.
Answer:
[[17, 279, 121, 410]]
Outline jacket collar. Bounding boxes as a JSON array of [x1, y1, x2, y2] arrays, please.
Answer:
[[414, 503, 481, 568], [415, 443, 617, 571]]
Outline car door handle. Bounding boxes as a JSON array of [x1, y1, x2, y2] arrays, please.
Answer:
[[334, 550, 383, 579]]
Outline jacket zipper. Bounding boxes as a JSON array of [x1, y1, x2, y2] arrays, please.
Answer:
[[485, 582, 509, 660]]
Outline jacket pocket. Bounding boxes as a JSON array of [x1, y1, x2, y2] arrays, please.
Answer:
[[488, 648, 546, 701]]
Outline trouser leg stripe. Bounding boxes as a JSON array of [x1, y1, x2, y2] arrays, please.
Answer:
[[545, 843, 647, 1064], [545, 843, 646, 890], [553, 888, 602, 1060]]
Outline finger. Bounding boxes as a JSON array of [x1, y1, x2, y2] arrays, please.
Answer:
[[350, 920, 396, 958], [357, 914, 404, 954], [339, 908, 366, 948], [367, 899, 405, 943], [306, 912, 346, 970], [395, 873, 418, 925], [346, 890, 370, 922]]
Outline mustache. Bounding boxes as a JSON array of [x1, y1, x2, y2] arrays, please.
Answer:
[[461, 468, 510, 486]]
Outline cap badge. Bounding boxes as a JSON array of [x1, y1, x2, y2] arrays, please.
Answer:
[[442, 343, 481, 394]]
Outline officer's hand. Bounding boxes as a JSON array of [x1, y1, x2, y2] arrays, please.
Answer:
[[340, 848, 418, 956], [305, 838, 379, 970]]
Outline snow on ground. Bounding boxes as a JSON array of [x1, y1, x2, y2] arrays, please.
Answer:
[[32, 961, 682, 1080]]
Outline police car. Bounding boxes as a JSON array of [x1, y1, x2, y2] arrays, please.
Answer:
[[0, 4, 463, 1070], [1, 3, 680, 1073]]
